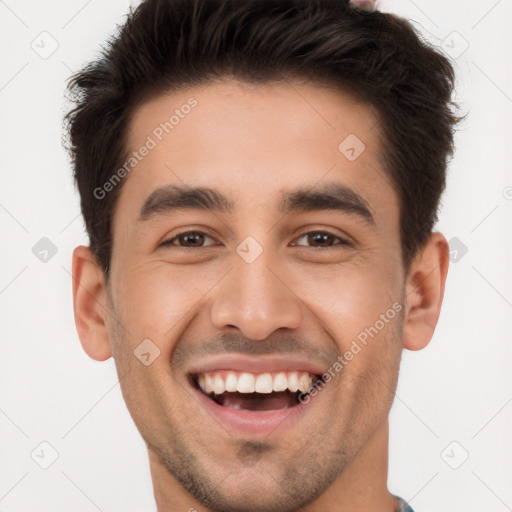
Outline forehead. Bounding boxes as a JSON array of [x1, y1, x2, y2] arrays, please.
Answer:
[[115, 79, 398, 231]]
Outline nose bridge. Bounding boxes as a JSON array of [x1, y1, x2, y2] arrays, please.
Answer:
[[210, 243, 303, 340]]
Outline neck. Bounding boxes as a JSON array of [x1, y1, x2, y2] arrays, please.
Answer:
[[149, 418, 395, 512], [303, 418, 395, 511]]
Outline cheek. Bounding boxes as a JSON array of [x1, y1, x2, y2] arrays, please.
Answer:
[[291, 257, 402, 341], [111, 261, 223, 348], [289, 257, 404, 397]]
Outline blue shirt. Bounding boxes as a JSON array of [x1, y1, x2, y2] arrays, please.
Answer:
[[395, 496, 415, 512]]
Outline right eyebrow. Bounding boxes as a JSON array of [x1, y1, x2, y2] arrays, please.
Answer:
[[138, 185, 234, 222]]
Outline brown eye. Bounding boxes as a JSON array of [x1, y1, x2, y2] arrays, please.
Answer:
[[161, 231, 216, 248], [294, 231, 349, 248]]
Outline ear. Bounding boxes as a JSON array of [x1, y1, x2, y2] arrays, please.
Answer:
[[402, 232, 450, 351], [71, 245, 112, 361]]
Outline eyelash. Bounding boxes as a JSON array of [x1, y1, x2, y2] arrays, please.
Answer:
[[159, 230, 351, 249]]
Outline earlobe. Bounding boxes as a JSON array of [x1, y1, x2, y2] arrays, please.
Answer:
[[402, 232, 450, 351], [72, 245, 113, 361]]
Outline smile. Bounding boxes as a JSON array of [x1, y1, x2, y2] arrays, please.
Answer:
[[195, 370, 318, 411], [187, 355, 326, 435]]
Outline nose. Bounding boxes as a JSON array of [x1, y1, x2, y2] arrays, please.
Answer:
[[210, 249, 303, 340]]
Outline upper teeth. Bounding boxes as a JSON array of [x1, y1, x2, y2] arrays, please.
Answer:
[[197, 371, 314, 395]]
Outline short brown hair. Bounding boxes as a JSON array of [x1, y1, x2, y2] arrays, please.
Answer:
[[64, 0, 460, 279]]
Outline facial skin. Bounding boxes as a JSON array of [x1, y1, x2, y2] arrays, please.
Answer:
[[72, 79, 449, 512]]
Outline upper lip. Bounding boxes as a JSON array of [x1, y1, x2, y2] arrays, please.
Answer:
[[187, 354, 326, 377]]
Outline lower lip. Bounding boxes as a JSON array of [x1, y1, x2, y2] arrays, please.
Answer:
[[192, 385, 317, 437]]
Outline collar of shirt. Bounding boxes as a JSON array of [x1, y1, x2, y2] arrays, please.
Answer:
[[394, 495, 415, 512]]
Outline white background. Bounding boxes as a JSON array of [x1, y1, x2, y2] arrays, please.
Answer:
[[0, 0, 511, 511]]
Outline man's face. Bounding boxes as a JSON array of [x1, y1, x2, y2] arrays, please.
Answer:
[[106, 79, 405, 511]]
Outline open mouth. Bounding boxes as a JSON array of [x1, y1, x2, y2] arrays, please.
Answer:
[[192, 371, 317, 412]]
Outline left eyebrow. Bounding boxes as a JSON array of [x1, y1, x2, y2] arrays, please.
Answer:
[[138, 185, 234, 221], [278, 183, 376, 226]]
